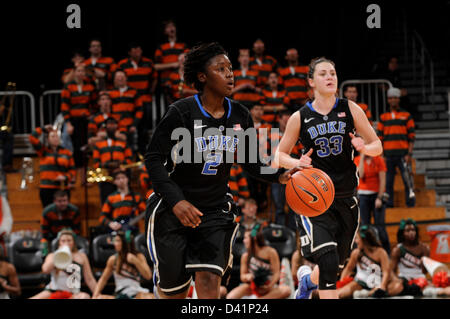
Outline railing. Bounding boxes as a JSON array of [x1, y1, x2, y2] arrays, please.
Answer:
[[411, 30, 435, 109], [0, 90, 36, 155], [339, 79, 393, 123], [39, 90, 62, 127]]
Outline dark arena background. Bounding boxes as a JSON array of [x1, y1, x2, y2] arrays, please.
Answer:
[[1, 0, 450, 311]]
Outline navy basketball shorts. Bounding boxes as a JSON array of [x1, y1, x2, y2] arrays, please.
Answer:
[[145, 193, 239, 296], [295, 196, 360, 269]]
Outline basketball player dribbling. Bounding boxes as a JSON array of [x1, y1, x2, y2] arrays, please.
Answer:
[[274, 57, 383, 299], [144, 42, 300, 299]]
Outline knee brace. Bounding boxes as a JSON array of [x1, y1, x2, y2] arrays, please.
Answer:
[[317, 249, 339, 290]]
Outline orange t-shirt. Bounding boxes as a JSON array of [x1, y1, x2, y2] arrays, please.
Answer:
[[354, 155, 387, 193]]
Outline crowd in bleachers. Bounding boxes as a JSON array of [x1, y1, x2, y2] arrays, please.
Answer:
[[1, 18, 449, 300]]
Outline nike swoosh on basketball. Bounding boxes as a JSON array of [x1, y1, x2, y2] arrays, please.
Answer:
[[304, 118, 314, 123], [297, 185, 318, 203], [194, 124, 207, 129]]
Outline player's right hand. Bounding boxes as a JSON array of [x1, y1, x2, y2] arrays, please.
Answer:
[[172, 200, 203, 228], [298, 148, 313, 168]]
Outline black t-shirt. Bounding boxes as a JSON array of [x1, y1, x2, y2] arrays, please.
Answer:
[[145, 94, 282, 211], [299, 98, 358, 197]]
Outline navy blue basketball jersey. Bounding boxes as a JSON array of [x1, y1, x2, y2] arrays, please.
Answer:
[[299, 98, 358, 197]]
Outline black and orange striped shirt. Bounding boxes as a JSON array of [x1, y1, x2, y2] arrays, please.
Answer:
[[249, 55, 278, 88], [232, 69, 262, 108], [377, 109, 415, 156], [108, 87, 143, 131], [278, 65, 309, 105], [92, 138, 133, 169], [29, 128, 76, 189], [99, 191, 146, 225], [84, 56, 115, 88], [229, 164, 250, 203], [259, 88, 290, 124], [87, 112, 113, 138], [154, 42, 189, 84], [41, 203, 81, 241], [139, 166, 154, 200], [165, 72, 198, 101], [61, 81, 97, 120], [115, 57, 158, 103]]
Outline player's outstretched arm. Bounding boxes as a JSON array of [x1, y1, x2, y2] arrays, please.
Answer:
[[274, 111, 304, 169]]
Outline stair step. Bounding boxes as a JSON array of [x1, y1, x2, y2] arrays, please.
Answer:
[[414, 149, 450, 160], [414, 138, 450, 150], [416, 104, 447, 112], [393, 188, 436, 207], [415, 120, 449, 130]]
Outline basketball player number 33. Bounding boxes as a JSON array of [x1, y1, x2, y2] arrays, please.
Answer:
[[315, 135, 343, 157]]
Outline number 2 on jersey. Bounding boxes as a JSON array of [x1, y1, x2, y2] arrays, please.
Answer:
[[202, 153, 222, 175], [315, 135, 343, 157]]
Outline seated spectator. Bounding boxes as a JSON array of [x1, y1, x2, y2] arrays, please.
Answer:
[[343, 84, 373, 126], [278, 48, 309, 110], [377, 87, 416, 208], [249, 39, 278, 89], [337, 225, 403, 298], [259, 71, 290, 126], [29, 125, 76, 208], [41, 190, 81, 244], [30, 229, 97, 299], [165, 52, 197, 104], [98, 170, 146, 235], [232, 49, 262, 109], [226, 225, 291, 299], [390, 218, 430, 293], [108, 70, 143, 152], [92, 117, 133, 204], [88, 92, 126, 147], [0, 247, 21, 299], [228, 163, 250, 208], [61, 64, 97, 181], [93, 230, 153, 299], [236, 198, 259, 231], [354, 153, 390, 254], [83, 38, 115, 91]]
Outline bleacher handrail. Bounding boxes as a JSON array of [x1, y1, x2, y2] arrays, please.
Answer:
[[39, 89, 62, 128], [339, 79, 393, 122]]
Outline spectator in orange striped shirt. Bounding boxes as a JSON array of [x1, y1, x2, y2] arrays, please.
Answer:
[[115, 42, 158, 153], [249, 39, 279, 89], [92, 117, 133, 204], [229, 164, 250, 207], [343, 84, 373, 125], [165, 52, 198, 104], [139, 166, 153, 200], [84, 38, 115, 91], [108, 70, 143, 152], [40, 190, 81, 242], [278, 48, 309, 110], [260, 71, 290, 126], [88, 93, 126, 147], [154, 20, 189, 87], [29, 126, 76, 208], [377, 87, 416, 208], [232, 49, 262, 109], [99, 170, 146, 234], [61, 64, 97, 171]]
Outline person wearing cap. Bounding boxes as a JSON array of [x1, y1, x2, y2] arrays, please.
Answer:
[[92, 117, 133, 204], [377, 87, 416, 208]]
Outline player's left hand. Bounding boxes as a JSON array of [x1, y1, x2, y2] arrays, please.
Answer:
[[349, 132, 365, 152], [279, 166, 303, 184]]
